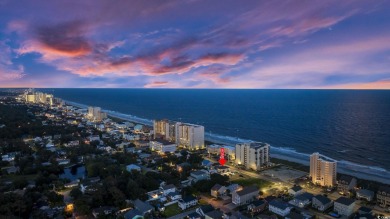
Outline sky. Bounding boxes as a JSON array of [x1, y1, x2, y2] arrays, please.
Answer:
[[0, 0, 390, 89]]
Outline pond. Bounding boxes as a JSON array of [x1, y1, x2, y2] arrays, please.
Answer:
[[59, 165, 86, 181]]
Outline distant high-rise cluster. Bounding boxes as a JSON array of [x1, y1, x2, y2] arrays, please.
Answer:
[[87, 106, 107, 122], [20, 90, 62, 106], [153, 119, 204, 150], [235, 142, 270, 171], [310, 152, 337, 187]]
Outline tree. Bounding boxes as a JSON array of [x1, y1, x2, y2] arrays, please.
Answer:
[[13, 178, 28, 189], [70, 188, 83, 199], [46, 191, 64, 207]]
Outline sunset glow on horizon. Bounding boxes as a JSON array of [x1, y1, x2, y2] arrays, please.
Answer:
[[1, 0, 390, 89]]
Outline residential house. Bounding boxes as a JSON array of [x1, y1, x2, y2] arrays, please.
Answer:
[[205, 209, 224, 219], [201, 160, 213, 169], [337, 176, 357, 195], [288, 185, 304, 197], [189, 170, 210, 183], [167, 192, 182, 201], [268, 199, 293, 217], [196, 205, 215, 216], [334, 197, 355, 217], [289, 192, 313, 208], [358, 206, 372, 215], [356, 189, 375, 202], [187, 212, 202, 219], [211, 184, 227, 198], [232, 186, 259, 205], [312, 195, 333, 212], [126, 164, 141, 172], [133, 199, 154, 216], [92, 206, 117, 218], [64, 180, 79, 188], [247, 200, 267, 213], [215, 166, 230, 175], [161, 184, 176, 196], [178, 195, 198, 210], [124, 209, 143, 219], [377, 186, 390, 209], [226, 184, 242, 195]]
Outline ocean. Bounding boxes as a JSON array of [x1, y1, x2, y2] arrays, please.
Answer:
[[39, 89, 390, 183]]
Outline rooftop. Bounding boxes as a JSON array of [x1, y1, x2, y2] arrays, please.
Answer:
[[161, 184, 176, 190], [211, 184, 225, 191], [236, 186, 258, 196], [335, 197, 355, 206], [191, 170, 208, 176], [313, 195, 332, 205], [357, 189, 375, 197], [295, 192, 313, 201], [181, 195, 197, 203], [269, 199, 291, 210], [290, 185, 302, 192], [205, 210, 224, 219]]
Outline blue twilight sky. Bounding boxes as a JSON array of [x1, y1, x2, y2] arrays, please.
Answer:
[[0, 0, 390, 88]]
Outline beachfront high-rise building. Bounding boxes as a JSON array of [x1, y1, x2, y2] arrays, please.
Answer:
[[310, 152, 337, 187], [235, 142, 270, 171], [23, 91, 54, 105], [153, 119, 177, 142], [153, 120, 205, 150], [87, 106, 107, 122], [176, 122, 204, 150]]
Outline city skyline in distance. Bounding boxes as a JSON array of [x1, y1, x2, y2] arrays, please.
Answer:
[[1, 0, 390, 89]]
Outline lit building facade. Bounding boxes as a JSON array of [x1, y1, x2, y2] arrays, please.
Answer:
[[153, 119, 176, 142], [149, 140, 177, 154], [207, 144, 236, 160], [235, 142, 269, 171], [310, 153, 337, 187], [87, 106, 107, 122], [153, 120, 205, 150], [176, 122, 204, 150]]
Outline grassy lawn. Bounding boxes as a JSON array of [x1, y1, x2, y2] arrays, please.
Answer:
[[163, 204, 182, 217], [232, 178, 273, 189]]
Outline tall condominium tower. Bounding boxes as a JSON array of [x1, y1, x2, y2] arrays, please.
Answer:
[[235, 142, 270, 171], [153, 120, 205, 150], [88, 106, 107, 122], [175, 122, 205, 150], [153, 119, 177, 142], [310, 152, 337, 187]]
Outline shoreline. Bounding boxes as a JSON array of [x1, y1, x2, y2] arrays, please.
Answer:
[[64, 100, 390, 185]]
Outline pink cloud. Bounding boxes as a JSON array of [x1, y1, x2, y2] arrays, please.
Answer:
[[320, 79, 390, 89], [144, 81, 169, 88]]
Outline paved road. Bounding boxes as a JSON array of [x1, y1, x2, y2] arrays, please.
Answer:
[[167, 209, 196, 219]]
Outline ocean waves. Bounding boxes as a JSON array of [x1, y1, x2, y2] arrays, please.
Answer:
[[64, 99, 390, 184]]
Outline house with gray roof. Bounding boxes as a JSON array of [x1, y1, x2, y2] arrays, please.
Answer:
[[312, 195, 333, 212], [289, 192, 313, 208], [232, 186, 258, 205], [133, 199, 154, 216], [288, 185, 304, 197], [357, 189, 375, 202], [269, 199, 293, 217], [334, 197, 355, 217], [211, 184, 226, 197]]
